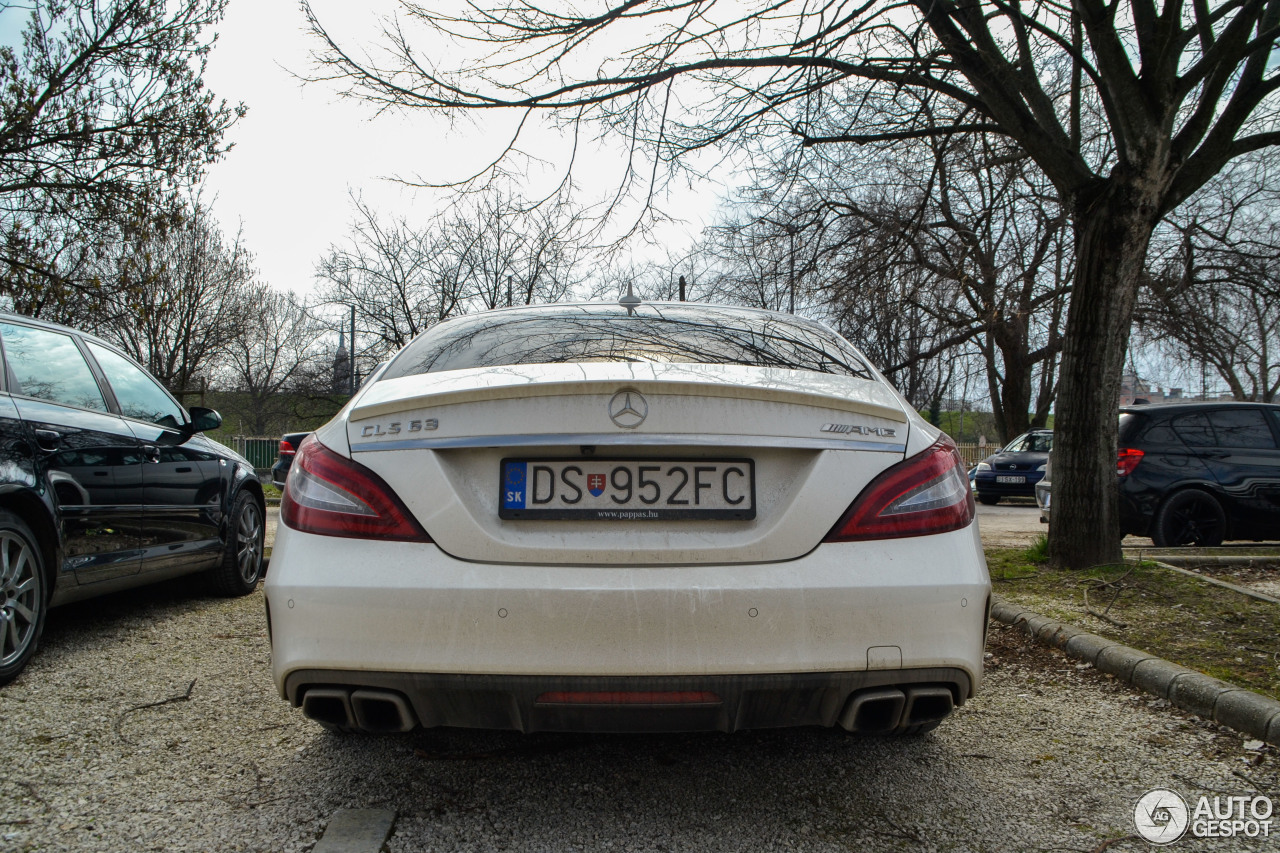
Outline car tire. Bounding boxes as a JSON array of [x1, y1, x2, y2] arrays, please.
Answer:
[[977, 493, 1000, 506], [1151, 489, 1226, 547], [0, 511, 47, 686], [206, 491, 265, 596]]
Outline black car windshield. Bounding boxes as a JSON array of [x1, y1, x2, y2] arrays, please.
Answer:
[[381, 304, 873, 380]]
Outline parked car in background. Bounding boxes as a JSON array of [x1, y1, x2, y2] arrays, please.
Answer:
[[1117, 402, 1280, 546], [1035, 454, 1052, 524], [972, 429, 1053, 505], [0, 313, 266, 685], [267, 301, 989, 737], [1034, 402, 1280, 546], [271, 431, 312, 489]]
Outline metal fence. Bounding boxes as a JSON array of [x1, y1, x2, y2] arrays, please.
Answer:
[[211, 436, 279, 470]]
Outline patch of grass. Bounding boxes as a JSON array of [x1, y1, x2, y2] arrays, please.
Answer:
[[986, 549, 1041, 581], [262, 483, 281, 500], [1023, 533, 1049, 564], [989, 548, 1280, 700]]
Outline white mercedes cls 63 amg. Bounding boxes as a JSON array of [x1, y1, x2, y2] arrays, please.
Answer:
[[266, 301, 989, 735]]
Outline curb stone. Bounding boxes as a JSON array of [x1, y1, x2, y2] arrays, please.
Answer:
[[990, 595, 1280, 746], [1130, 658, 1186, 699], [1094, 644, 1155, 681]]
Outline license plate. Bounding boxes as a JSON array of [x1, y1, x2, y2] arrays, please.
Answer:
[[500, 458, 755, 520], [996, 475, 1025, 484]]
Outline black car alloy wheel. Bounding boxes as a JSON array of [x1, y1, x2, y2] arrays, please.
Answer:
[[1152, 489, 1227, 547], [0, 511, 45, 685], [236, 500, 263, 584], [208, 492, 265, 596]]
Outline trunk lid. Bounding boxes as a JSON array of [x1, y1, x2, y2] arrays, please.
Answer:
[[346, 363, 912, 564]]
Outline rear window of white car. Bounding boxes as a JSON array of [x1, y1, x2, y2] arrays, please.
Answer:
[[382, 305, 873, 379]]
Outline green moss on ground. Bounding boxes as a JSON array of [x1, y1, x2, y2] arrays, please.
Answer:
[[988, 548, 1280, 700]]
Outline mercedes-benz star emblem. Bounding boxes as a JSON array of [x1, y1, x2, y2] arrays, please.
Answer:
[[608, 389, 648, 429]]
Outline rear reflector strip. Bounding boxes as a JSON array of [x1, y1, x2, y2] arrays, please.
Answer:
[[535, 691, 721, 705]]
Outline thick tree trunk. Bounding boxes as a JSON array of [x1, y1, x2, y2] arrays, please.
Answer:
[[996, 344, 1033, 442], [1049, 182, 1159, 569]]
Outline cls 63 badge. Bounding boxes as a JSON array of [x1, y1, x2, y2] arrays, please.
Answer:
[[360, 418, 438, 438]]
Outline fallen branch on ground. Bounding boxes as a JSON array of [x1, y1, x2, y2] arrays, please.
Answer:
[[114, 679, 197, 744]]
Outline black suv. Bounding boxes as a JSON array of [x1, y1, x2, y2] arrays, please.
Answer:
[[0, 314, 266, 684], [1118, 401, 1280, 546]]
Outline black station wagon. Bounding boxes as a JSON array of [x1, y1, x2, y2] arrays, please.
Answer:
[[0, 314, 266, 685]]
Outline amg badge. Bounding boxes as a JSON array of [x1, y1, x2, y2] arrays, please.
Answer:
[[822, 422, 897, 438]]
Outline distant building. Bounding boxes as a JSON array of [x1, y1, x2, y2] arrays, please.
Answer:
[[1119, 373, 1162, 406], [1120, 373, 1233, 406], [332, 330, 351, 395]]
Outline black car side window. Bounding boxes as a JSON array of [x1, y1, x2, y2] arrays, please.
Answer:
[[0, 322, 108, 412], [1171, 413, 1216, 447], [1138, 422, 1178, 445], [1206, 409, 1277, 449], [86, 342, 186, 429]]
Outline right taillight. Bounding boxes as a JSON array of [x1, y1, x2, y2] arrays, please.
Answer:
[[825, 437, 976, 541], [281, 435, 430, 541], [278, 439, 296, 459], [1117, 447, 1144, 476]]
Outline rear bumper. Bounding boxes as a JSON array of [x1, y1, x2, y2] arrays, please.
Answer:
[[284, 668, 973, 734], [265, 523, 989, 732]]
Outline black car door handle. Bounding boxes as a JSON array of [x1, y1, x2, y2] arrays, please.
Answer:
[[33, 429, 61, 451], [1201, 449, 1230, 459]]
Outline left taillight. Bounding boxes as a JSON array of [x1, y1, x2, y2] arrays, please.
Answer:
[[281, 435, 430, 542], [1117, 447, 1144, 476], [825, 437, 976, 542]]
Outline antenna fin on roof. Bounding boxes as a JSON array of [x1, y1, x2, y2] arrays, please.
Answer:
[[618, 282, 642, 313]]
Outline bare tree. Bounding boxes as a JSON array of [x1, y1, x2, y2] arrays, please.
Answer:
[[315, 195, 468, 361], [91, 197, 256, 391], [1137, 170, 1280, 402], [0, 0, 243, 314], [305, 0, 1280, 567], [586, 251, 717, 303], [704, 131, 1070, 436], [448, 192, 583, 310], [836, 136, 1068, 440], [316, 191, 586, 364], [216, 288, 330, 434]]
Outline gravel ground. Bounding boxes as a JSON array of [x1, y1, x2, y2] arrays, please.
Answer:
[[973, 501, 1161, 551], [2, 507, 1276, 851]]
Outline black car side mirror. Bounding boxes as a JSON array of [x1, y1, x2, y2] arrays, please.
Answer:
[[187, 407, 223, 433]]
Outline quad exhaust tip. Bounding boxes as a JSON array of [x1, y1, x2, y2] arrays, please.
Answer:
[[838, 685, 955, 734], [301, 688, 418, 733]]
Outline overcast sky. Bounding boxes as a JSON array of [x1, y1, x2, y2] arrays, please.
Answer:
[[199, 0, 720, 298], [202, 0, 503, 296]]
